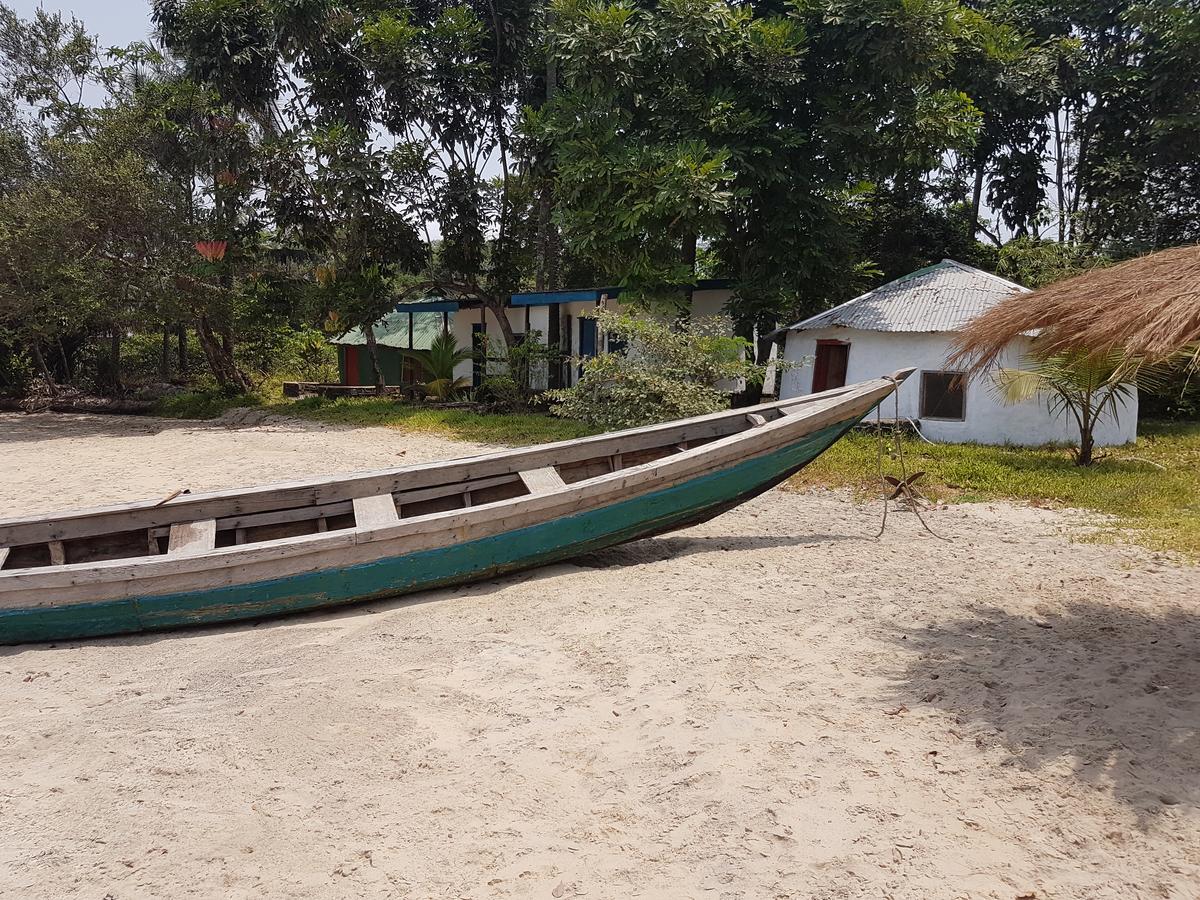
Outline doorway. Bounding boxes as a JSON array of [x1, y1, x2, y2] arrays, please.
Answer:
[[812, 340, 850, 393]]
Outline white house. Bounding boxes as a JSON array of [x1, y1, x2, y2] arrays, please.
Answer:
[[777, 259, 1137, 446]]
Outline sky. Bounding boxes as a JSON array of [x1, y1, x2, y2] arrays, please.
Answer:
[[9, 1, 153, 49]]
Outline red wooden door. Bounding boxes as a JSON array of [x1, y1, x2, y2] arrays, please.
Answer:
[[812, 340, 849, 393]]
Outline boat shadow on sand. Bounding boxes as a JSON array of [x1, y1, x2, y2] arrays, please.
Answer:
[[1, 532, 858, 654], [571, 532, 856, 567], [884, 599, 1200, 826]]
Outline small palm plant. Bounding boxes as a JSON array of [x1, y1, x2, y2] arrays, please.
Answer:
[[993, 351, 1162, 466], [401, 331, 473, 400]]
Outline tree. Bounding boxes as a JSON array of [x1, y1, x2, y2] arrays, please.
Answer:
[[536, 0, 996, 407], [993, 351, 1160, 466]]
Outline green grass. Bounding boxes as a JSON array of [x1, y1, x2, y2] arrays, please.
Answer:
[[267, 396, 599, 445], [788, 420, 1200, 557], [149, 388, 596, 445], [152, 390, 262, 419], [152, 388, 1199, 556]]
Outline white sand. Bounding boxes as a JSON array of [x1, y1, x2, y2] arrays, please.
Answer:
[[1, 411, 1198, 899]]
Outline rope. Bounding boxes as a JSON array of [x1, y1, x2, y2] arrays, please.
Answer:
[[874, 376, 947, 541]]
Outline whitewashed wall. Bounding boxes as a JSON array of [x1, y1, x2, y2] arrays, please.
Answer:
[[780, 327, 1138, 446], [449, 289, 738, 389]]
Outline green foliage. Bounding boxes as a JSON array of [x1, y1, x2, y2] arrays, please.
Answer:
[[995, 237, 1109, 289], [152, 388, 261, 418], [2, 0, 1199, 409], [993, 351, 1166, 466], [401, 330, 473, 399], [479, 329, 561, 401], [475, 375, 524, 407], [789, 421, 1200, 558], [547, 310, 772, 430], [0, 329, 31, 396]]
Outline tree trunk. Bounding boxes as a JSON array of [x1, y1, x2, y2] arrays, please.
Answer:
[[160, 325, 171, 382], [681, 232, 697, 274], [1053, 109, 1067, 243], [1075, 398, 1095, 466], [680, 231, 698, 308], [535, 188, 551, 292], [176, 325, 188, 376], [1076, 427, 1094, 466], [57, 338, 72, 383], [969, 166, 984, 240], [483, 296, 518, 349], [29, 341, 57, 397], [110, 328, 122, 394], [363, 325, 387, 397], [196, 314, 250, 393]]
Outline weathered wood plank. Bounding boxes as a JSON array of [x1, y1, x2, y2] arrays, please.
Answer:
[[745, 413, 767, 427], [520, 466, 567, 494], [0, 547, 9, 569], [353, 494, 400, 529], [0, 375, 899, 594], [48, 541, 65, 566], [0, 390, 854, 547], [167, 520, 216, 556]]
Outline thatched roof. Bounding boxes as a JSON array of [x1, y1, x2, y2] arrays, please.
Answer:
[[950, 244, 1200, 371]]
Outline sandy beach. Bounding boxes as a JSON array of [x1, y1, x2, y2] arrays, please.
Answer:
[[1, 411, 1197, 899]]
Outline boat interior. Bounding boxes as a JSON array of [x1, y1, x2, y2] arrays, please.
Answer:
[[0, 386, 859, 573]]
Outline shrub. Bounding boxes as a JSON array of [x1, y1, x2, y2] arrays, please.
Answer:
[[548, 310, 777, 430]]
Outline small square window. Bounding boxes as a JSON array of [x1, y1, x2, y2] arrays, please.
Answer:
[[920, 371, 966, 420]]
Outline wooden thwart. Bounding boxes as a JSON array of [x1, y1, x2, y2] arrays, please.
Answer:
[[0, 547, 9, 569], [353, 494, 401, 528], [520, 466, 567, 494], [167, 519, 216, 556]]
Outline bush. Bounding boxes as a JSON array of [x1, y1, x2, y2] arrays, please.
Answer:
[[152, 389, 262, 419], [548, 310, 777, 430], [0, 333, 32, 397], [475, 375, 524, 408]]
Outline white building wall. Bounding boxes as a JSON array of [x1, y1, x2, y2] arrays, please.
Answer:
[[448, 289, 738, 389], [780, 327, 1137, 447]]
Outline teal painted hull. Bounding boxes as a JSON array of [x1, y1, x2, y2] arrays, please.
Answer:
[[0, 417, 859, 645]]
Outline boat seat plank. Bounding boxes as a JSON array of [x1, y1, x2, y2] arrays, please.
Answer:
[[48, 540, 66, 566], [745, 413, 767, 427], [0, 547, 8, 569], [519, 466, 567, 494], [167, 519, 216, 556], [353, 494, 400, 529]]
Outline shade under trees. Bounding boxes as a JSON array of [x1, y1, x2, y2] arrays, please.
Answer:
[[1, 0, 1198, 403]]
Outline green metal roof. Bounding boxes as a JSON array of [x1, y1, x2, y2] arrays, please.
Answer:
[[330, 310, 448, 350]]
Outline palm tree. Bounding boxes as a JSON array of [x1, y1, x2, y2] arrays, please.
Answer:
[[993, 351, 1164, 466], [401, 331, 473, 400]]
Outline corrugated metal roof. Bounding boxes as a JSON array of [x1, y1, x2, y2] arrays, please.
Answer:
[[330, 310, 447, 350], [783, 260, 1030, 334]]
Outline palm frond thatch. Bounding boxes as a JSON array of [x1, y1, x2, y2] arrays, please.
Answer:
[[950, 244, 1200, 372]]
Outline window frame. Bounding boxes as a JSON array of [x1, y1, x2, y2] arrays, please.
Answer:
[[919, 370, 967, 421]]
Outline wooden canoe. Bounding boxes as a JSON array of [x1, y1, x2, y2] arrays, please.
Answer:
[[0, 371, 911, 644]]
